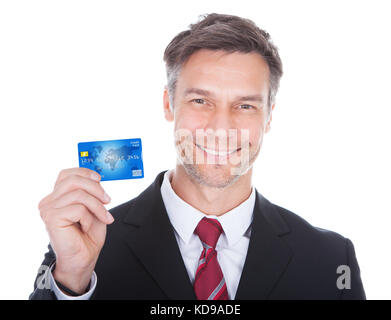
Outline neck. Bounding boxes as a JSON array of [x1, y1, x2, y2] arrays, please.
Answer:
[[170, 164, 253, 216]]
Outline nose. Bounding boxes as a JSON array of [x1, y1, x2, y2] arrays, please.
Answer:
[[204, 106, 237, 148], [206, 106, 235, 133]]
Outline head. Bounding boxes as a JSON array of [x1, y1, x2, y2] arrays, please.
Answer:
[[163, 13, 283, 189]]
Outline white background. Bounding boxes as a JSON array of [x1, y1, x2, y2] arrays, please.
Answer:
[[0, 0, 390, 300]]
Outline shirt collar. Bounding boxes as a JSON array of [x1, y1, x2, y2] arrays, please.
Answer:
[[160, 169, 255, 246]]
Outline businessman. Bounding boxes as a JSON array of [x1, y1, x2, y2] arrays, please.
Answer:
[[30, 13, 366, 300]]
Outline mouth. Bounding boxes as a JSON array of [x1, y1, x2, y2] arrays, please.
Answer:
[[196, 144, 241, 157]]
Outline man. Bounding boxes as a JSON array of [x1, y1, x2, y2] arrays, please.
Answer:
[[30, 13, 366, 300]]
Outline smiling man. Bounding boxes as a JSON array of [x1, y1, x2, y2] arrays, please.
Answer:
[[30, 13, 366, 300]]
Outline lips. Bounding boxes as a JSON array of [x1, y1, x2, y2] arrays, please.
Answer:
[[196, 144, 241, 156]]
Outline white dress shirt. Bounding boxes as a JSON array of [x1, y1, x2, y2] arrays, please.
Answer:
[[49, 262, 96, 300], [51, 169, 255, 299], [161, 169, 255, 299]]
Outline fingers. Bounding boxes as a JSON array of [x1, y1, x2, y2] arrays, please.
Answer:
[[38, 194, 51, 210], [55, 167, 101, 187], [39, 168, 106, 210], [52, 189, 114, 224], [52, 175, 110, 204], [38, 167, 114, 236], [43, 204, 96, 234]]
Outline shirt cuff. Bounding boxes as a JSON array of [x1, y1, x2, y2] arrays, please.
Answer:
[[49, 263, 97, 300]]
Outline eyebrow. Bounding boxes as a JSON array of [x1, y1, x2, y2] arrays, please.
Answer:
[[184, 87, 264, 103]]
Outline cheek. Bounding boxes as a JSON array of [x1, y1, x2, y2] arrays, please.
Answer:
[[174, 108, 207, 131], [237, 121, 264, 147], [252, 131, 264, 147]]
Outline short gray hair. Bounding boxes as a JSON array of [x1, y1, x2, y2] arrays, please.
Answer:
[[163, 13, 283, 111]]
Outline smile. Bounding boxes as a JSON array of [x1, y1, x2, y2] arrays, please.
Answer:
[[196, 144, 241, 156]]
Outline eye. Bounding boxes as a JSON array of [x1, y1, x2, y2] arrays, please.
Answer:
[[191, 98, 206, 105], [239, 104, 255, 110]]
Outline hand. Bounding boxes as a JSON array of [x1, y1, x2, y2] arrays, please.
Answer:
[[38, 167, 114, 294]]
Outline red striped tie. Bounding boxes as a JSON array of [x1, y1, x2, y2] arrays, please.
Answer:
[[193, 217, 229, 300]]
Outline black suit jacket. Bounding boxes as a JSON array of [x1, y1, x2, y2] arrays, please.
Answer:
[[30, 170, 366, 300]]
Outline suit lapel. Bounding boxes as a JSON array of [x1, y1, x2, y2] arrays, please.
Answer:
[[234, 191, 293, 299], [118, 170, 293, 300], [119, 170, 196, 299]]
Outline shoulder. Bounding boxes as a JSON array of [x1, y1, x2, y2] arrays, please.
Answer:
[[277, 203, 346, 239], [269, 201, 351, 257], [262, 199, 365, 299]]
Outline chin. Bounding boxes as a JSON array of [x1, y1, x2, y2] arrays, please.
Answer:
[[183, 162, 242, 189]]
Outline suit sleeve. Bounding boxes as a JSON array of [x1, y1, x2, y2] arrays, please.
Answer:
[[29, 243, 58, 300], [29, 243, 98, 300], [340, 238, 366, 300]]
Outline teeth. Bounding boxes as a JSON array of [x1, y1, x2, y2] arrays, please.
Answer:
[[197, 145, 237, 156]]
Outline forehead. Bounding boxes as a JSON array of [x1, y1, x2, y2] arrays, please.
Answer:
[[177, 49, 270, 94]]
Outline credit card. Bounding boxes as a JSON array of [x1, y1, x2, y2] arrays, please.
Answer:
[[78, 138, 144, 181]]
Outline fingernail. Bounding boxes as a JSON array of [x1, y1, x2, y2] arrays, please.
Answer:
[[91, 172, 101, 181], [106, 211, 114, 223], [103, 192, 111, 203]]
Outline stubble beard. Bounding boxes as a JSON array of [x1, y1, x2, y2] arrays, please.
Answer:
[[180, 142, 261, 189]]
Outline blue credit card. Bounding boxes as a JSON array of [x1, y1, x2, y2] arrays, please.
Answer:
[[78, 138, 144, 181]]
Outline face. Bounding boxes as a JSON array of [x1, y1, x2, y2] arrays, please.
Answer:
[[164, 49, 274, 188]]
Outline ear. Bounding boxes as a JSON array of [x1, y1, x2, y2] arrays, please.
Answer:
[[264, 103, 275, 133], [163, 86, 174, 122]]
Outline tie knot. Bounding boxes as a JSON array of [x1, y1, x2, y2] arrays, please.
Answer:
[[194, 217, 223, 249]]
